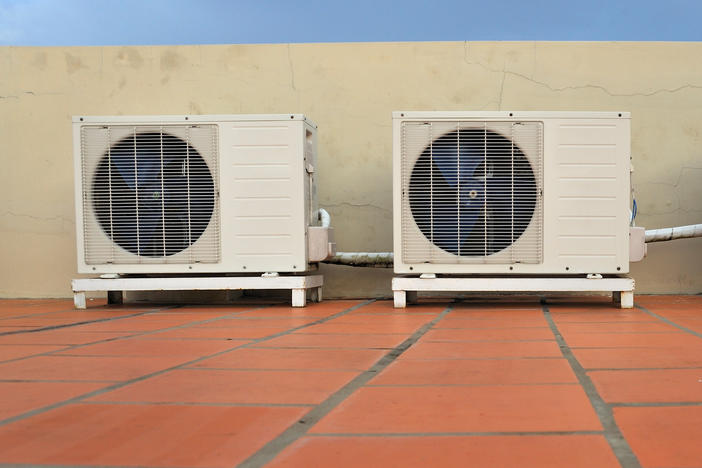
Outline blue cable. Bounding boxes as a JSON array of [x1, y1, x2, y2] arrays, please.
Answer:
[[632, 199, 637, 223]]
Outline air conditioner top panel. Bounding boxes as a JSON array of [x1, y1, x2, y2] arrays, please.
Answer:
[[393, 111, 630, 120], [73, 114, 317, 127]]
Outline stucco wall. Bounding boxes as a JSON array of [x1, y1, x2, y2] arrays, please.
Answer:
[[1, 41, 701, 298]]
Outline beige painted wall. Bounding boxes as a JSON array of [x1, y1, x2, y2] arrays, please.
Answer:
[[1, 41, 701, 298]]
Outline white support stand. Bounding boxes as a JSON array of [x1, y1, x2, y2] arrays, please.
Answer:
[[613, 290, 634, 308], [71, 275, 324, 309], [392, 276, 635, 309], [73, 291, 86, 309]]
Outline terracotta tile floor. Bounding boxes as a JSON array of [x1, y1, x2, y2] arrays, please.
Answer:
[[0, 295, 700, 467]]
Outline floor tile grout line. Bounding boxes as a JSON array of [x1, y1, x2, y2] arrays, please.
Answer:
[[635, 304, 702, 339], [0, 303, 277, 366], [0, 306, 184, 365], [0, 464, 155, 468], [548, 331, 688, 335], [0, 299, 373, 428], [227, 354, 567, 359], [587, 366, 702, 371], [0, 301, 120, 321], [306, 430, 608, 437], [541, 299, 641, 468], [0, 379, 117, 384], [247, 346, 402, 351], [286, 332, 425, 336], [82, 400, 316, 408], [183, 367, 370, 373], [236, 303, 454, 468], [364, 382, 580, 388], [570, 346, 693, 350], [423, 339, 557, 343], [0, 306, 179, 338], [609, 401, 702, 407]]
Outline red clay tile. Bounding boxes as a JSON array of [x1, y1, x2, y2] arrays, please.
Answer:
[[155, 304, 261, 313], [27, 310, 151, 320], [452, 303, 542, 312], [194, 318, 317, 328], [636, 295, 702, 307], [371, 358, 577, 386], [0, 403, 306, 467], [1, 297, 700, 468], [0, 317, 98, 327], [90, 368, 357, 405], [557, 322, 678, 333], [448, 310, 545, 320], [437, 317, 549, 329], [327, 315, 435, 326], [0, 331, 134, 346], [400, 340, 562, 359], [572, 347, 702, 369], [0, 382, 105, 421], [68, 317, 198, 332], [0, 327, 35, 332], [550, 310, 655, 323], [311, 385, 601, 433], [300, 322, 425, 335], [269, 435, 619, 468], [191, 347, 385, 371], [649, 309, 702, 319], [164, 327, 290, 339], [234, 301, 362, 318], [664, 318, 702, 334], [144, 326, 261, 340], [0, 300, 74, 317], [346, 301, 446, 316], [565, 332, 695, 348], [260, 333, 408, 349], [590, 369, 702, 403], [615, 406, 702, 468], [0, 355, 187, 381], [0, 344, 67, 361], [425, 327, 555, 341], [54, 338, 241, 357]]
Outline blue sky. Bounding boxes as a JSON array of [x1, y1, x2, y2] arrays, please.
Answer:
[[1, 0, 700, 45]]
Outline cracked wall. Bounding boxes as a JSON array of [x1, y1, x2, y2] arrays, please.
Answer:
[[1, 42, 701, 297]]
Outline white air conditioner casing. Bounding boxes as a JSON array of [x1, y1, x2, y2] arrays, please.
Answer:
[[74, 114, 329, 275], [393, 111, 631, 275]]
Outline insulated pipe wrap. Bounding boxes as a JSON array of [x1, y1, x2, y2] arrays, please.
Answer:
[[324, 252, 394, 267], [645, 224, 702, 243]]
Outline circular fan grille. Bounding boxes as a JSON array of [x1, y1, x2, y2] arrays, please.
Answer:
[[92, 132, 215, 257], [409, 129, 537, 257]]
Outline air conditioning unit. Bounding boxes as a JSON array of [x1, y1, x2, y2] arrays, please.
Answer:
[[73, 114, 333, 275], [393, 111, 631, 275]]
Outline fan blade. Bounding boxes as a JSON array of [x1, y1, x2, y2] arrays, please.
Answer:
[[432, 152, 484, 187]]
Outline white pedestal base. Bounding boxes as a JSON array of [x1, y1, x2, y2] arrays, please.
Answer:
[[392, 276, 635, 309], [72, 275, 324, 309]]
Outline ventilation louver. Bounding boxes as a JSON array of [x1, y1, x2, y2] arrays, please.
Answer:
[[401, 120, 543, 265], [80, 125, 220, 264]]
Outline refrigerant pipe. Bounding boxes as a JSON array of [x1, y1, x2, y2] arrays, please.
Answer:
[[645, 224, 702, 243], [322, 222, 702, 267], [324, 252, 394, 267], [319, 202, 700, 266], [317, 208, 394, 267]]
